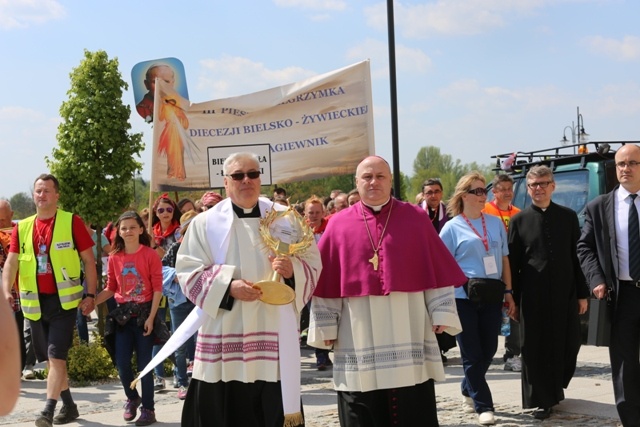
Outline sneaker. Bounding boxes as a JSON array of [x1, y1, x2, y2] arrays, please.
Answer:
[[461, 395, 475, 414], [23, 365, 36, 380], [504, 355, 522, 372], [35, 411, 54, 427], [135, 408, 157, 426], [153, 377, 165, 391], [177, 385, 188, 400], [123, 397, 142, 421], [478, 411, 495, 425], [53, 404, 79, 424]]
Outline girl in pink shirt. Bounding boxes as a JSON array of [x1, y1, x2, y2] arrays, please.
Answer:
[[95, 211, 162, 426]]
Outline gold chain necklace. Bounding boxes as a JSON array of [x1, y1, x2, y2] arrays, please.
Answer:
[[361, 199, 393, 271]]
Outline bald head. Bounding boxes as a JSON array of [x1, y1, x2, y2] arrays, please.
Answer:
[[0, 200, 14, 229], [616, 144, 640, 159], [355, 156, 391, 177], [615, 144, 640, 193], [355, 156, 393, 206]]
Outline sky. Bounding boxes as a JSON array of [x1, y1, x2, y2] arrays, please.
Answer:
[[1, 0, 639, 200]]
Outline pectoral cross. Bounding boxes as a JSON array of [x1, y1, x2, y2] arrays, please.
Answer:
[[369, 253, 379, 271]]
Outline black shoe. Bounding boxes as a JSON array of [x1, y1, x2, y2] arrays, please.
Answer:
[[35, 411, 54, 427], [533, 407, 552, 420], [53, 404, 79, 424]]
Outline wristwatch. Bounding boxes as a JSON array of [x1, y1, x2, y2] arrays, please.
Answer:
[[85, 293, 96, 299]]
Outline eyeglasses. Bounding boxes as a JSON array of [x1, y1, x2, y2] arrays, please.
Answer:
[[527, 181, 553, 189], [616, 161, 640, 169], [467, 188, 488, 196], [424, 190, 442, 196], [226, 171, 261, 181], [156, 207, 174, 214]]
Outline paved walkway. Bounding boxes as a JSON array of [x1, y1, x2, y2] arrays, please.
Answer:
[[0, 337, 622, 426]]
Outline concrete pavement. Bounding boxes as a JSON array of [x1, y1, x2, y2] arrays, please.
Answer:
[[0, 337, 622, 426]]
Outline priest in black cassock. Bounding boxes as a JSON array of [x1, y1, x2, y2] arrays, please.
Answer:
[[508, 165, 590, 421]]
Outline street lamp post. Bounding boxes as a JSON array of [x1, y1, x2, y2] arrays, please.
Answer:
[[561, 106, 589, 153]]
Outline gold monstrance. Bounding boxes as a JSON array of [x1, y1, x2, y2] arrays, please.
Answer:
[[253, 206, 314, 305]]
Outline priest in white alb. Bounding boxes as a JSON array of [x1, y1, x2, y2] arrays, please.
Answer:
[[307, 156, 466, 426], [176, 152, 322, 427]]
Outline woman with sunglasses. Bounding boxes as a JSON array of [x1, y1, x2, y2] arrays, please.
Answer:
[[439, 172, 515, 426], [150, 194, 181, 390], [151, 194, 182, 257]]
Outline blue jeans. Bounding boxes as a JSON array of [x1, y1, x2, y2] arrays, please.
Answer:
[[115, 318, 155, 410], [455, 298, 502, 413], [170, 301, 196, 387], [153, 307, 167, 379]]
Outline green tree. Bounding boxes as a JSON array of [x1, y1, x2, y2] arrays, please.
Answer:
[[409, 146, 493, 198], [48, 49, 143, 229], [410, 146, 462, 198], [396, 171, 409, 202], [129, 174, 151, 212], [9, 192, 36, 219], [47, 49, 143, 334]]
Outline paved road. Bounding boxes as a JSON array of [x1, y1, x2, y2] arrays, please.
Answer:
[[1, 338, 622, 426]]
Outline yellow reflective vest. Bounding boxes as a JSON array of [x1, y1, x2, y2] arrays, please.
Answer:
[[18, 210, 84, 320]]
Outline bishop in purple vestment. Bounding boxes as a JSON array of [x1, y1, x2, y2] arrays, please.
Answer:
[[308, 156, 466, 427]]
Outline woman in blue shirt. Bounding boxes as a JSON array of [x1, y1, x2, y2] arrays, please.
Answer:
[[439, 172, 515, 426]]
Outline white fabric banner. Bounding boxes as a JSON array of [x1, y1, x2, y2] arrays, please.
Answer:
[[151, 60, 374, 191]]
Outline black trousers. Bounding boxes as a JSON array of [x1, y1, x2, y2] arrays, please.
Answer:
[[182, 378, 304, 427], [610, 284, 640, 427], [337, 380, 438, 427]]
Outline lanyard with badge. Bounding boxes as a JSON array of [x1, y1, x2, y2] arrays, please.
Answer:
[[461, 213, 498, 276], [37, 242, 48, 274], [36, 221, 51, 274]]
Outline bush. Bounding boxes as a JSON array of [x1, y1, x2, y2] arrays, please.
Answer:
[[67, 333, 117, 383]]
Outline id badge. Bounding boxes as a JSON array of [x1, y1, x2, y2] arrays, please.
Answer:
[[37, 253, 48, 274], [483, 255, 498, 276]]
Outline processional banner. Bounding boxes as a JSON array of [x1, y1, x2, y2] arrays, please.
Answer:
[[150, 60, 374, 191]]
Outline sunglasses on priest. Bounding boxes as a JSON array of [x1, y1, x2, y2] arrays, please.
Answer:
[[226, 171, 261, 181]]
